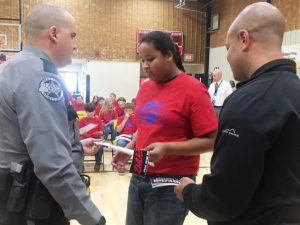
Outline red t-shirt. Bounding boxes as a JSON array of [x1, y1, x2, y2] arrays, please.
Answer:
[[94, 105, 101, 116], [99, 109, 118, 124], [73, 103, 85, 112], [78, 116, 103, 139], [115, 105, 124, 117], [135, 72, 218, 175], [116, 114, 137, 135], [113, 99, 118, 108]]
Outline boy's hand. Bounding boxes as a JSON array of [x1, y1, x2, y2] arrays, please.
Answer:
[[111, 151, 131, 172]]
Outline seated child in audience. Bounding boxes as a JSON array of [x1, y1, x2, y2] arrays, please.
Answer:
[[115, 103, 136, 174], [115, 97, 126, 117], [73, 95, 85, 112], [99, 98, 118, 142], [115, 103, 136, 147], [79, 103, 104, 172], [95, 96, 105, 116]]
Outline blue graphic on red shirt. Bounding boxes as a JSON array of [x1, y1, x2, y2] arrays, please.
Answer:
[[108, 113, 113, 121], [139, 102, 165, 124], [126, 119, 133, 128]]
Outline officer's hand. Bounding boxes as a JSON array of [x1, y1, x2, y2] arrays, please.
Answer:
[[174, 177, 195, 201], [81, 138, 99, 156]]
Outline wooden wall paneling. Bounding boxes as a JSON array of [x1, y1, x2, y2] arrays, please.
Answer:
[[274, 0, 300, 30], [8, 0, 205, 62], [210, 0, 300, 47], [165, 0, 170, 30], [0, 0, 20, 50], [295, 0, 300, 29]]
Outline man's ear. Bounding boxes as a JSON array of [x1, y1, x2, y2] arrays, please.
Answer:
[[238, 29, 251, 51], [48, 26, 58, 43]]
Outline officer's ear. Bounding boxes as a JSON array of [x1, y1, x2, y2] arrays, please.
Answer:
[[48, 26, 58, 43]]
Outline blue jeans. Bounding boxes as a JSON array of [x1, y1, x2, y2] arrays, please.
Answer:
[[95, 146, 104, 164], [103, 123, 117, 142], [125, 175, 190, 225], [117, 138, 129, 148]]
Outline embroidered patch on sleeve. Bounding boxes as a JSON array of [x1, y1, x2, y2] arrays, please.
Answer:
[[39, 77, 64, 102]]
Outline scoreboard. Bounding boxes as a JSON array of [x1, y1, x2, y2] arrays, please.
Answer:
[[136, 29, 183, 55]]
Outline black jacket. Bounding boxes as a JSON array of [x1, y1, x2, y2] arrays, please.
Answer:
[[183, 59, 300, 225]]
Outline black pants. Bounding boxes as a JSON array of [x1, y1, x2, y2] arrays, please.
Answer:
[[0, 201, 69, 225]]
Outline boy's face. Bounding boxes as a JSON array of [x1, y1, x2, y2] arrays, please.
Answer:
[[118, 100, 126, 108], [75, 96, 83, 105], [86, 111, 95, 118], [124, 108, 134, 115]]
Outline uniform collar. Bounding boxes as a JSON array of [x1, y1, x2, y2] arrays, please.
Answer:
[[237, 59, 296, 89], [23, 44, 58, 74], [23, 44, 53, 64]]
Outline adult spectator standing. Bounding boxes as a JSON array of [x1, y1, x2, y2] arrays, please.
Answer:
[[208, 69, 232, 119], [0, 3, 105, 225], [175, 2, 300, 225]]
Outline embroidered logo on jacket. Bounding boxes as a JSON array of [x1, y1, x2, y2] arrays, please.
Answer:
[[222, 128, 239, 138], [39, 77, 64, 101]]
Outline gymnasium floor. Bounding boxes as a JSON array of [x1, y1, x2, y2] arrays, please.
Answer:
[[71, 150, 212, 225]]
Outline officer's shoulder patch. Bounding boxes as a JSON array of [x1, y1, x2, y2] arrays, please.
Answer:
[[39, 77, 64, 102]]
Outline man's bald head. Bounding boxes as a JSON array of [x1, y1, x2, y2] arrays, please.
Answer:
[[226, 2, 285, 81], [212, 69, 222, 82], [228, 2, 285, 46], [25, 3, 74, 38]]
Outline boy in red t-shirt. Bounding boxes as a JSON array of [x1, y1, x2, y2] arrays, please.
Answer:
[[79, 103, 104, 172], [115, 103, 136, 175], [114, 97, 126, 117], [115, 103, 136, 147], [73, 95, 85, 112]]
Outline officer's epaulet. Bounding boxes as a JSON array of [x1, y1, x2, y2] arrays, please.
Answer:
[[41, 58, 58, 75]]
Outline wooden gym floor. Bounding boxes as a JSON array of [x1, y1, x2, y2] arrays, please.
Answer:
[[71, 149, 212, 225]]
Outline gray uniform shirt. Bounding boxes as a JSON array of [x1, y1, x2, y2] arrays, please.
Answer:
[[0, 44, 101, 225]]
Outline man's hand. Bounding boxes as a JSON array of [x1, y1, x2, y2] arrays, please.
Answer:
[[174, 177, 195, 201], [81, 138, 100, 156]]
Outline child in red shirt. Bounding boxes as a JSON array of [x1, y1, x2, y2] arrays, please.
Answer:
[[114, 97, 126, 117], [112, 31, 217, 225], [99, 98, 118, 142], [115, 103, 136, 147], [73, 95, 85, 112], [115, 103, 136, 175], [79, 103, 104, 172]]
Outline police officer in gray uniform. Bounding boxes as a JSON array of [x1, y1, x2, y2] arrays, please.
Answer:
[[0, 3, 105, 225]]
